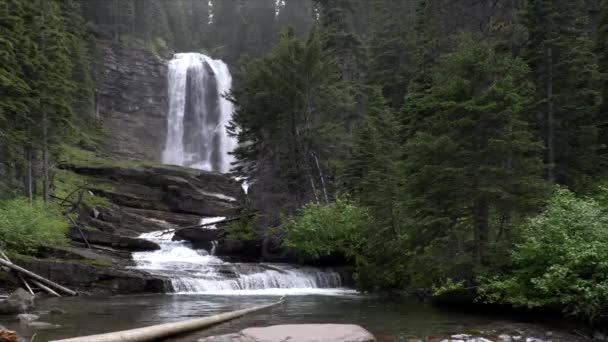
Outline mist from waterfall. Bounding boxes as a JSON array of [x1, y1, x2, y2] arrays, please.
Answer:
[[162, 53, 236, 173]]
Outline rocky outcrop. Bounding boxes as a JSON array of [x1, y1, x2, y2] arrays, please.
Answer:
[[93, 41, 168, 161], [12, 256, 169, 295], [68, 227, 160, 251], [199, 324, 376, 342], [64, 163, 244, 219]]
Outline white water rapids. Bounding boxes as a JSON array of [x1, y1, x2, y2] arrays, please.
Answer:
[[132, 224, 349, 295]]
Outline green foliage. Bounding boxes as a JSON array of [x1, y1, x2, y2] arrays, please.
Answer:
[[283, 198, 371, 260], [225, 214, 258, 242], [479, 188, 608, 321], [400, 36, 548, 284], [0, 198, 69, 254]]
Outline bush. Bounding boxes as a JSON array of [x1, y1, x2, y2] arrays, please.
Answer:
[[0, 198, 69, 254], [478, 188, 608, 321], [283, 198, 371, 260]]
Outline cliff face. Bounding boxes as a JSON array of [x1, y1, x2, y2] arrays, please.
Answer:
[[93, 41, 168, 161]]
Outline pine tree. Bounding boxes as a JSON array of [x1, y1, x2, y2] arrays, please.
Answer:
[[340, 88, 401, 231], [402, 37, 547, 271], [522, 0, 602, 186], [229, 30, 352, 216], [367, 0, 418, 109], [277, 0, 315, 38], [598, 0, 608, 159]]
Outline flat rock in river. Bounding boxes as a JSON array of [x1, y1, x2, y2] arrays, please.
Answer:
[[198, 324, 376, 342]]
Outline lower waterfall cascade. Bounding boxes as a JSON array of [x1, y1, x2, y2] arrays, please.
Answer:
[[132, 220, 349, 295]]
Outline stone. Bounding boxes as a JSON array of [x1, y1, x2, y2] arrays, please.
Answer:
[[16, 314, 39, 323], [0, 327, 19, 342], [0, 289, 34, 315], [49, 308, 67, 315], [198, 324, 376, 342], [593, 332, 608, 341], [497, 335, 512, 342]]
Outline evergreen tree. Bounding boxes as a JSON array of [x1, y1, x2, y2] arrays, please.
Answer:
[[236, 0, 277, 56], [367, 0, 418, 109], [522, 0, 602, 186], [402, 38, 547, 274], [598, 0, 608, 158], [277, 0, 315, 38], [229, 29, 352, 221]]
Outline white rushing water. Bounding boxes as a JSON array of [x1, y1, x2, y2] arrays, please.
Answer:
[[132, 220, 348, 295], [162, 53, 237, 173]]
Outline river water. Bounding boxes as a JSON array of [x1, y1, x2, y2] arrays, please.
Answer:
[[2, 293, 586, 342]]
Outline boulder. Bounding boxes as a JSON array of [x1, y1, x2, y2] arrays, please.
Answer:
[[0, 289, 34, 315], [173, 227, 223, 249], [0, 326, 19, 342], [68, 227, 160, 251], [198, 324, 376, 342]]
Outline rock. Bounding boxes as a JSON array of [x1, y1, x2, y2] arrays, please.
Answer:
[[0, 289, 34, 315], [93, 41, 168, 161], [173, 227, 223, 250], [12, 256, 170, 295], [17, 314, 39, 323], [68, 227, 160, 251], [497, 335, 512, 342], [26, 322, 61, 330], [50, 308, 67, 315], [0, 327, 19, 342], [594, 331, 608, 341], [198, 324, 376, 342]]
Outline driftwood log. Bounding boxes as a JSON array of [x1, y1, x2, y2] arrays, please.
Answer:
[[0, 258, 77, 296], [160, 214, 254, 236], [0, 250, 34, 296], [50, 297, 286, 342]]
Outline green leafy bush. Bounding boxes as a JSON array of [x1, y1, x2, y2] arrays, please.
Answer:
[[283, 198, 371, 260], [478, 188, 608, 321], [0, 198, 69, 254]]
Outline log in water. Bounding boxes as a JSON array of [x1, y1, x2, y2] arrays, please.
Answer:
[[49, 297, 285, 342]]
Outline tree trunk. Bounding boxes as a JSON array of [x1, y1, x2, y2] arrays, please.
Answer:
[[312, 151, 329, 204], [546, 46, 555, 182], [42, 111, 50, 203], [25, 147, 33, 203], [473, 198, 489, 267]]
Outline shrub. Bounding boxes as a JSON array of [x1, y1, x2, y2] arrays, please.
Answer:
[[0, 198, 69, 254], [478, 188, 608, 321], [283, 198, 371, 260]]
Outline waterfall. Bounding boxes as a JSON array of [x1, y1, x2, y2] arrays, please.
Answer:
[[132, 227, 348, 295], [162, 53, 237, 173]]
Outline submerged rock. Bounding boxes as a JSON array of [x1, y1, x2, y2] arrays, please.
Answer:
[[16, 314, 39, 323], [0, 289, 34, 315], [0, 326, 19, 342], [199, 324, 376, 342]]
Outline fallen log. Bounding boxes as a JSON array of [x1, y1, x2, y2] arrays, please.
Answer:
[[50, 296, 285, 342], [30, 279, 61, 297], [0, 258, 77, 296], [160, 214, 254, 236], [0, 250, 34, 296]]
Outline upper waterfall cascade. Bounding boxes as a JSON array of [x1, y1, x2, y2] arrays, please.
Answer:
[[162, 53, 237, 173], [132, 226, 348, 295]]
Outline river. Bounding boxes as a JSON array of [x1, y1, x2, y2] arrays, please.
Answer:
[[1, 293, 587, 342]]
